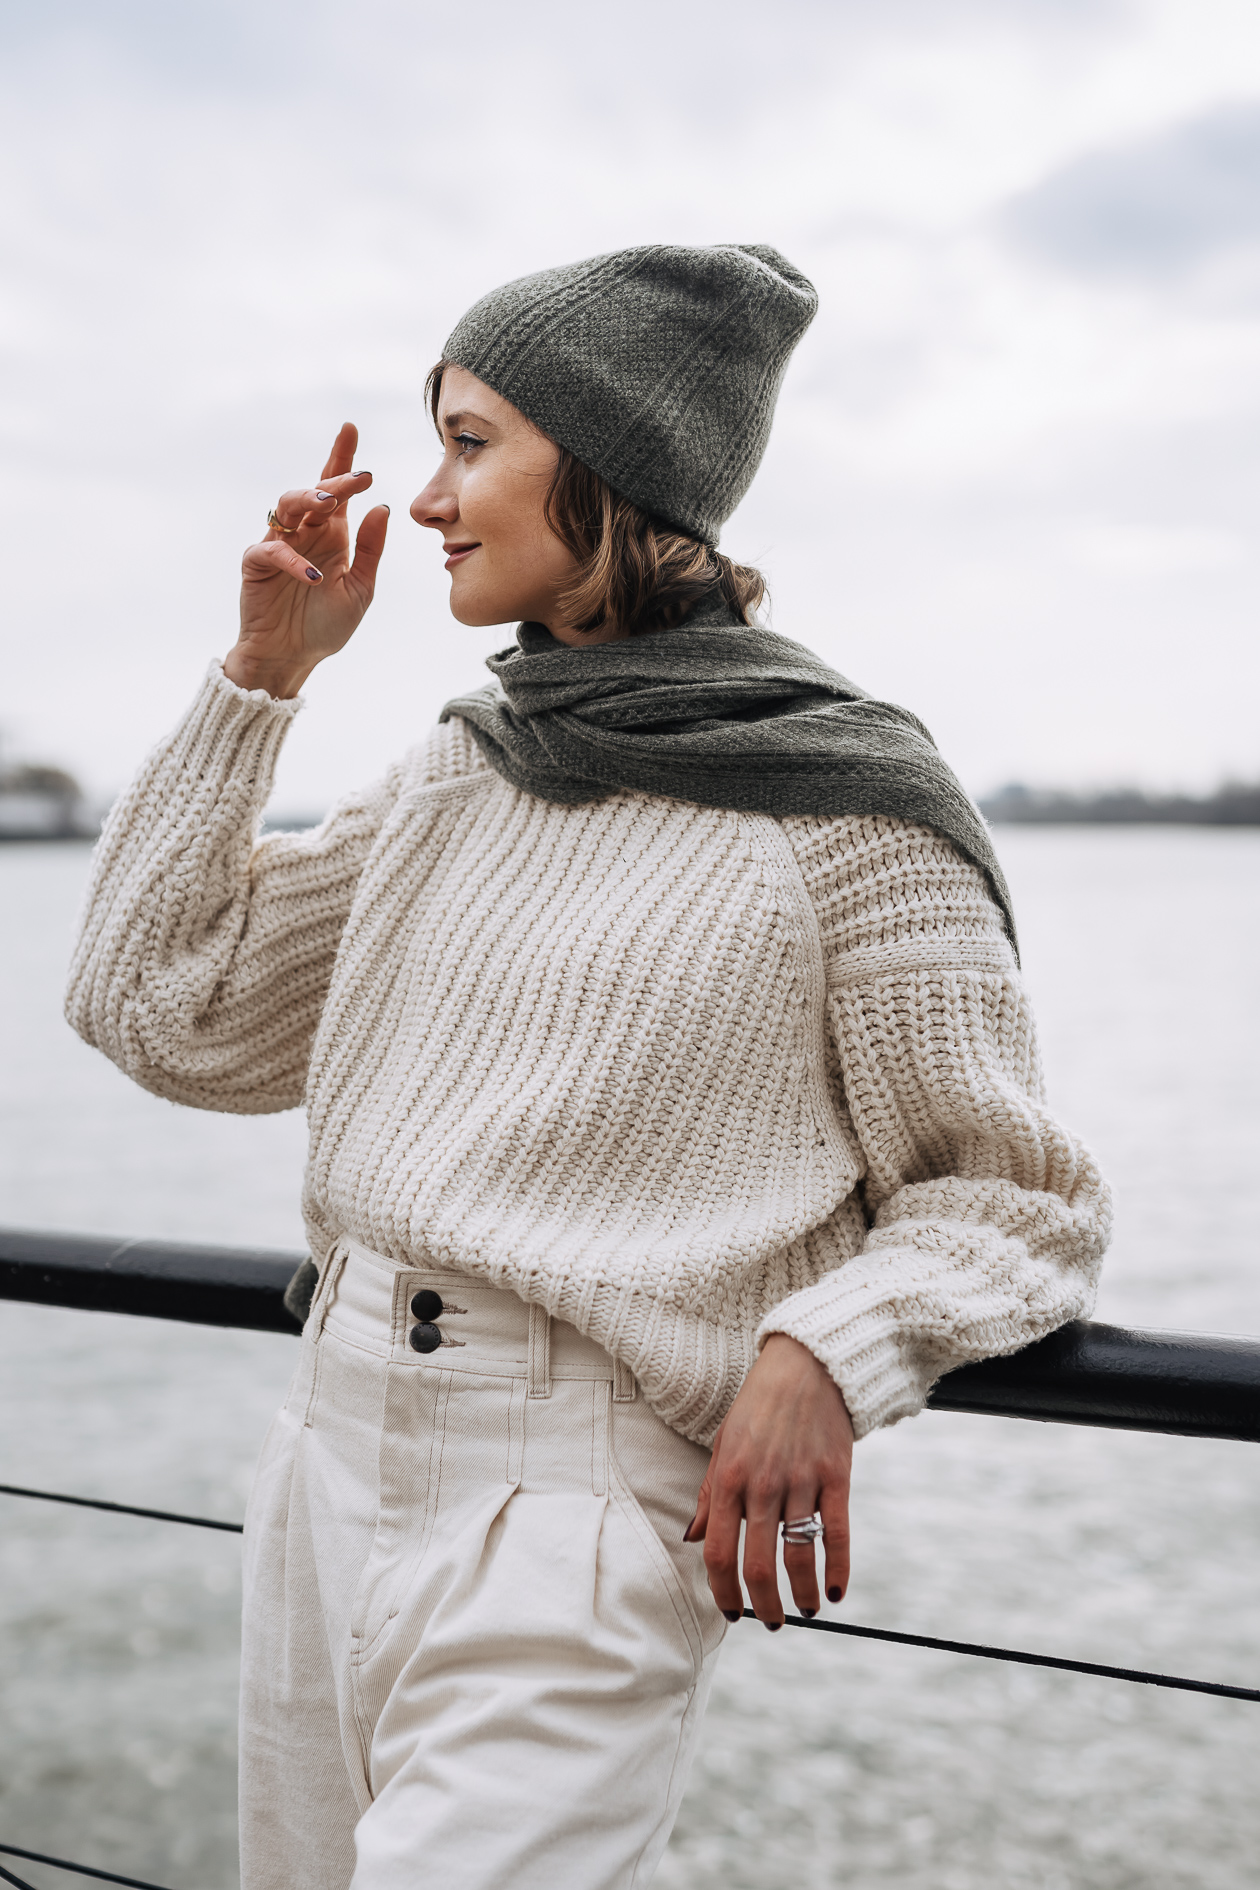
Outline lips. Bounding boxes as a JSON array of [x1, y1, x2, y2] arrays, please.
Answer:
[[443, 542, 480, 570]]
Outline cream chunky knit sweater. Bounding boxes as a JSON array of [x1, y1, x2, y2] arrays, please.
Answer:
[[67, 663, 1110, 1445]]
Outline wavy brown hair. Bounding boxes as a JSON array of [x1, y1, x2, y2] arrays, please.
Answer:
[[426, 360, 766, 637]]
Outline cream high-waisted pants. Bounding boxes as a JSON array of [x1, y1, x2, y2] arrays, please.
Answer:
[[239, 1240, 725, 1890]]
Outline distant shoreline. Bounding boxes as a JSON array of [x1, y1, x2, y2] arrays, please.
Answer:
[[980, 783, 1260, 826], [4, 791, 1259, 841], [0, 811, 327, 843]]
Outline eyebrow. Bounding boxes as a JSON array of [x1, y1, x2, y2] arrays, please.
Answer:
[[442, 409, 494, 433]]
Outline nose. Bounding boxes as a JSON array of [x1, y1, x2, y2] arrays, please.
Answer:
[[411, 473, 458, 528]]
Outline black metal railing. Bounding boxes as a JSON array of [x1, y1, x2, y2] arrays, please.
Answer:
[[4, 1224, 1260, 1440], [3, 1222, 1260, 1890], [0, 1226, 299, 1333]]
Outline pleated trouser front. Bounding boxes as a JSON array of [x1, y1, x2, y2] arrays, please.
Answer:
[[239, 1239, 725, 1890]]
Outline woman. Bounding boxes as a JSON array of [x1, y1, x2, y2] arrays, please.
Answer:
[[67, 243, 1110, 1890]]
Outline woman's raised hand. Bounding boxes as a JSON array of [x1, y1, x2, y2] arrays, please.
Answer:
[[225, 422, 389, 700], [685, 1333, 854, 1628]]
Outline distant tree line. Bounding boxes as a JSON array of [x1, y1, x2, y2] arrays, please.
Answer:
[[0, 762, 83, 802], [981, 781, 1260, 826], [0, 761, 92, 839]]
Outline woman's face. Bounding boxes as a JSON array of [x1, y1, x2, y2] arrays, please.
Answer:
[[412, 366, 604, 643]]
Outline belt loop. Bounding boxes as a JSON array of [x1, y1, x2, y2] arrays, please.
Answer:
[[298, 1242, 348, 1430], [527, 1303, 552, 1399], [313, 1242, 348, 1337], [612, 1357, 637, 1403]]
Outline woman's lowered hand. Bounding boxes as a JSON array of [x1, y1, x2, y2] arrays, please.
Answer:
[[225, 421, 389, 700], [685, 1333, 853, 1627]]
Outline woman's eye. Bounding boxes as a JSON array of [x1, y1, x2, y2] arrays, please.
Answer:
[[454, 433, 486, 456]]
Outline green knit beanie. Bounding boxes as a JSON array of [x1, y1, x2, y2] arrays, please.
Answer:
[[442, 243, 817, 547]]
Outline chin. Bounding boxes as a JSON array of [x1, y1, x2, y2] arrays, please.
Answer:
[[449, 590, 527, 629]]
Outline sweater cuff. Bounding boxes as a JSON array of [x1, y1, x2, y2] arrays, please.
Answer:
[[90, 660, 306, 856], [156, 660, 303, 814], [755, 1268, 929, 1440], [207, 658, 305, 720]]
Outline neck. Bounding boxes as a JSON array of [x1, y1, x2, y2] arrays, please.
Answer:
[[543, 619, 633, 648]]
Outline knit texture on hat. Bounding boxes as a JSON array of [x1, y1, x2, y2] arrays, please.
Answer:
[[442, 243, 818, 545]]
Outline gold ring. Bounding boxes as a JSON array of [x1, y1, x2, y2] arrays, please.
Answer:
[[266, 508, 299, 535]]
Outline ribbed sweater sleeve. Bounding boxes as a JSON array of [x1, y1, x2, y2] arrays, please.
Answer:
[[761, 815, 1112, 1439], [65, 662, 404, 1114]]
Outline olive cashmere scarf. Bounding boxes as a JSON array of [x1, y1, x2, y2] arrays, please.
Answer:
[[442, 606, 1019, 959]]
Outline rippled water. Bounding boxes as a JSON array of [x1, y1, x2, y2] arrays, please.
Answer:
[[1, 830, 1258, 1890]]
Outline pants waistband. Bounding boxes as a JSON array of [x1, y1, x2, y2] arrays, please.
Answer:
[[317, 1240, 636, 1402]]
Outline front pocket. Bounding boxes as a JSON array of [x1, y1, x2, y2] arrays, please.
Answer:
[[348, 1362, 450, 1651], [607, 1400, 725, 1668], [606, 1468, 709, 1677]]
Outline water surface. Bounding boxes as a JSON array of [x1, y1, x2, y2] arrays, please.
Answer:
[[1, 830, 1257, 1890]]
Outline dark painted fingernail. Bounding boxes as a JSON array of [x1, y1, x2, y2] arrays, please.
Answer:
[[766, 1621, 783, 1632], [381, 504, 390, 514], [802, 1608, 818, 1618], [305, 567, 322, 581], [827, 1586, 843, 1604], [358, 470, 373, 478], [682, 1514, 697, 1543], [722, 1609, 742, 1623]]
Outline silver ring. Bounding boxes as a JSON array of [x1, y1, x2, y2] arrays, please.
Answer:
[[782, 1513, 824, 1545]]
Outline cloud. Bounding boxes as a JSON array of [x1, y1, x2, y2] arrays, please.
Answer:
[[2, 0, 1260, 808], [1068, 520, 1248, 575], [1004, 99, 1260, 274]]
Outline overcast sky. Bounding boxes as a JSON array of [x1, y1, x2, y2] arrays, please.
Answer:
[[3, 0, 1259, 810]]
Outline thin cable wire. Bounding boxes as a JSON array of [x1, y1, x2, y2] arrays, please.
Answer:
[[749, 1611, 1260, 1702], [4, 1483, 1255, 1700], [0, 1859, 38, 1890], [0, 1484, 243, 1534], [0, 1846, 173, 1890]]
